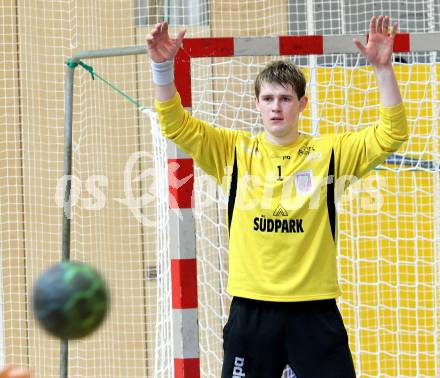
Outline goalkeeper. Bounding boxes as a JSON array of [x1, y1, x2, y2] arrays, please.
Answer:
[[146, 15, 408, 377]]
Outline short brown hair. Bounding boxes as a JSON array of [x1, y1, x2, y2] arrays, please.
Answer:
[[254, 60, 306, 99]]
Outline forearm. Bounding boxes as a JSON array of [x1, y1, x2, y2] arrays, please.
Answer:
[[374, 64, 402, 107], [374, 64, 408, 150], [154, 92, 186, 137], [155, 82, 177, 102], [150, 59, 176, 101], [373, 63, 408, 151]]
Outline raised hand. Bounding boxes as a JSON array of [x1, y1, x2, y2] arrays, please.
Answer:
[[354, 16, 397, 69], [145, 21, 186, 63]]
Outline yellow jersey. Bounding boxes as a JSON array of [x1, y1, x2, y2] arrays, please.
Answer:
[[155, 92, 408, 302]]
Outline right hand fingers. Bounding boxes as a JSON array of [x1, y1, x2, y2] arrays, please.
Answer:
[[146, 22, 186, 48], [146, 22, 172, 49], [146, 22, 166, 41], [176, 28, 187, 45], [152, 21, 168, 37]]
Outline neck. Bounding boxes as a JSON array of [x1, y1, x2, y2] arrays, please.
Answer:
[[264, 129, 300, 146]]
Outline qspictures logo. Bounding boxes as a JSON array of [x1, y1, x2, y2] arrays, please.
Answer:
[[55, 151, 388, 226]]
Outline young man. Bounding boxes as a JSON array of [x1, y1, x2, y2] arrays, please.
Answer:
[[146, 16, 408, 377]]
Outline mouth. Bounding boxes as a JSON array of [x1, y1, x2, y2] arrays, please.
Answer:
[[270, 117, 284, 122]]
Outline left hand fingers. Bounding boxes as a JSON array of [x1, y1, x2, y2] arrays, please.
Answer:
[[374, 15, 395, 36]]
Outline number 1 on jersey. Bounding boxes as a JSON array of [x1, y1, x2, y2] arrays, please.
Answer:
[[277, 165, 283, 181]]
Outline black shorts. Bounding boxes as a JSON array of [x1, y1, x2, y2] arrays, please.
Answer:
[[221, 297, 356, 378]]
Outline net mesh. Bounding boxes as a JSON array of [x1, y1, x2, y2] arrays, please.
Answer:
[[0, 0, 439, 377]]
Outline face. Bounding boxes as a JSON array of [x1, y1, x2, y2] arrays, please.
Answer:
[[255, 82, 308, 145]]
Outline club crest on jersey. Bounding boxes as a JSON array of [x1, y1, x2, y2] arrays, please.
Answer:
[[294, 170, 313, 194], [306, 151, 323, 162]]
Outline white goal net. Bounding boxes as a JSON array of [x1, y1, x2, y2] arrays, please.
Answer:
[[1, 1, 439, 377]]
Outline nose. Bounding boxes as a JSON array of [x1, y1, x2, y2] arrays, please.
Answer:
[[272, 99, 281, 111]]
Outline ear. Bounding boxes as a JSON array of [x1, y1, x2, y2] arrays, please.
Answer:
[[299, 95, 308, 112], [254, 96, 261, 112]]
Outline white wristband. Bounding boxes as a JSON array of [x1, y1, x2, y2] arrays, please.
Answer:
[[151, 60, 174, 86]]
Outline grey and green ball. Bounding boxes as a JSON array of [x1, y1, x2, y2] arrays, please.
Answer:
[[32, 261, 109, 339]]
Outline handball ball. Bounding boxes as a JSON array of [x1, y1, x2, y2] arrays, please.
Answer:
[[32, 261, 109, 340]]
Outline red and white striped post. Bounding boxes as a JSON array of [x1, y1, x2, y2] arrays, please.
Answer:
[[168, 139, 199, 378], [169, 46, 199, 376], [168, 31, 440, 377], [168, 43, 235, 378]]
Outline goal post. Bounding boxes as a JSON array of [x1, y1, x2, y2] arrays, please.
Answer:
[[64, 31, 440, 378]]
